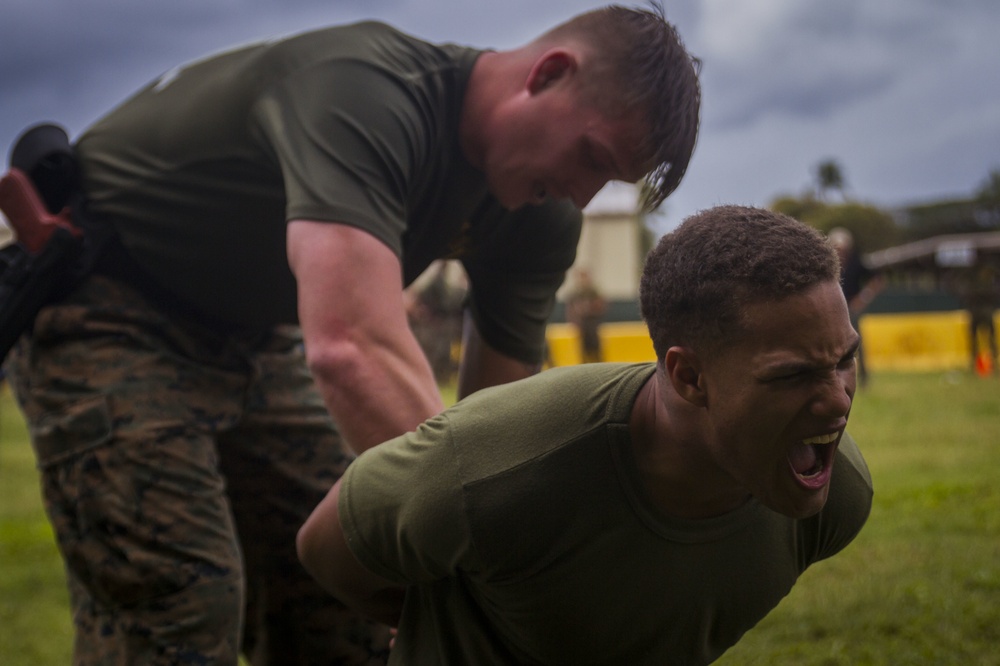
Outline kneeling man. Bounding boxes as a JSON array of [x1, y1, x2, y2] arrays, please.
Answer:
[[298, 205, 873, 665]]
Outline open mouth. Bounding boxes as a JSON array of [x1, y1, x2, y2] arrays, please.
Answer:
[[788, 432, 839, 487]]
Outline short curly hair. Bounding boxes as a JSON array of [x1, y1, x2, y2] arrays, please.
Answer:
[[639, 205, 841, 360]]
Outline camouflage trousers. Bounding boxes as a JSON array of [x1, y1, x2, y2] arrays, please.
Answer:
[[6, 275, 392, 665]]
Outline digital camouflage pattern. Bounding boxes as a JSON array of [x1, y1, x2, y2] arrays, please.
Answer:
[[6, 275, 392, 665]]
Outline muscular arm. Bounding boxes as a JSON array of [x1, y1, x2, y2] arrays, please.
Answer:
[[287, 220, 444, 453], [297, 478, 406, 627]]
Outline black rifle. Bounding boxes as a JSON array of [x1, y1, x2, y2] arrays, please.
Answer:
[[0, 123, 85, 361]]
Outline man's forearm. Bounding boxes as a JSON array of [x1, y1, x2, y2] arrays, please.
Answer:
[[289, 219, 446, 453], [297, 480, 407, 627], [458, 312, 538, 399], [308, 334, 445, 454]]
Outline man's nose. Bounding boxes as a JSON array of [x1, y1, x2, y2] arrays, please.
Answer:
[[810, 371, 854, 419]]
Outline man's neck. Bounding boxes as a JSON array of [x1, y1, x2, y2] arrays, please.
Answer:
[[629, 372, 750, 520], [458, 45, 544, 170], [458, 50, 505, 171]]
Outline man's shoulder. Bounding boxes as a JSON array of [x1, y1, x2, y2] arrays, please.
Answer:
[[283, 20, 418, 46], [833, 432, 874, 498], [468, 362, 652, 404], [271, 20, 480, 76], [804, 432, 873, 560], [449, 363, 654, 444]]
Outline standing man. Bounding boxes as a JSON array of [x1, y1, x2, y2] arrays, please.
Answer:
[[298, 206, 873, 665], [565, 268, 608, 363], [955, 263, 1000, 375], [828, 227, 883, 386], [4, 3, 700, 664]]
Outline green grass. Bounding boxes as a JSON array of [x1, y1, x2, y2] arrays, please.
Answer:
[[2, 373, 999, 664], [0, 383, 73, 665], [715, 371, 1000, 666]]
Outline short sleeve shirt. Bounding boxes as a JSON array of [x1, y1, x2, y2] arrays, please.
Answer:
[[340, 363, 874, 665], [77, 21, 581, 362]]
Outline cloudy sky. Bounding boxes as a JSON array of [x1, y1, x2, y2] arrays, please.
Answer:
[[2, 0, 998, 232]]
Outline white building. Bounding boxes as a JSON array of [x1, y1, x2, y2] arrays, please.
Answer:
[[558, 181, 648, 304]]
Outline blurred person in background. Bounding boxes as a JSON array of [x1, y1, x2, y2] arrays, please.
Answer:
[[829, 227, 884, 387], [565, 268, 608, 363]]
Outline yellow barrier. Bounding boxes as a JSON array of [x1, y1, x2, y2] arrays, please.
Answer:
[[859, 311, 997, 372], [547, 311, 1000, 371], [547, 322, 655, 366]]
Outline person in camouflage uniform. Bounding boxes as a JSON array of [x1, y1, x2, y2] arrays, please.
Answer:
[[8, 276, 387, 663], [5, 4, 700, 664]]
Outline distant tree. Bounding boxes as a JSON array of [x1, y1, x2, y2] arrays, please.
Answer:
[[976, 168, 1000, 202], [807, 202, 899, 251], [814, 159, 847, 201], [903, 199, 983, 240], [769, 196, 899, 251], [973, 168, 1000, 229], [770, 193, 826, 222], [901, 168, 1000, 240]]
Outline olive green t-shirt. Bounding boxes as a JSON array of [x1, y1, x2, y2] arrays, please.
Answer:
[[76, 21, 580, 362], [340, 363, 874, 665]]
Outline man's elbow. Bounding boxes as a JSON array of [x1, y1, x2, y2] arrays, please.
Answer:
[[296, 508, 351, 600], [296, 516, 406, 627], [305, 337, 368, 389], [295, 517, 327, 588]]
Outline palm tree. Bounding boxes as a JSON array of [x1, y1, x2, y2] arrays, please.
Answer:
[[815, 159, 846, 201]]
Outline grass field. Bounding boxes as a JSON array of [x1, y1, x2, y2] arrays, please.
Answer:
[[2, 371, 999, 665]]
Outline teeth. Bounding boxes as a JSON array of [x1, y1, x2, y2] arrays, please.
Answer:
[[802, 432, 838, 445]]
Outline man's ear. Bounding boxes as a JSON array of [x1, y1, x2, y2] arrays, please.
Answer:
[[526, 48, 577, 95], [664, 347, 708, 407]]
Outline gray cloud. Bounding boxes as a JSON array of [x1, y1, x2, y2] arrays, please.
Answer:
[[697, 0, 964, 128], [1, 0, 998, 229]]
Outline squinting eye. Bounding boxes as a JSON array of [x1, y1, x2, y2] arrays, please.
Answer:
[[766, 372, 806, 384]]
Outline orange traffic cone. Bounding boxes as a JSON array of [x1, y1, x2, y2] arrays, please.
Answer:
[[975, 352, 992, 377]]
